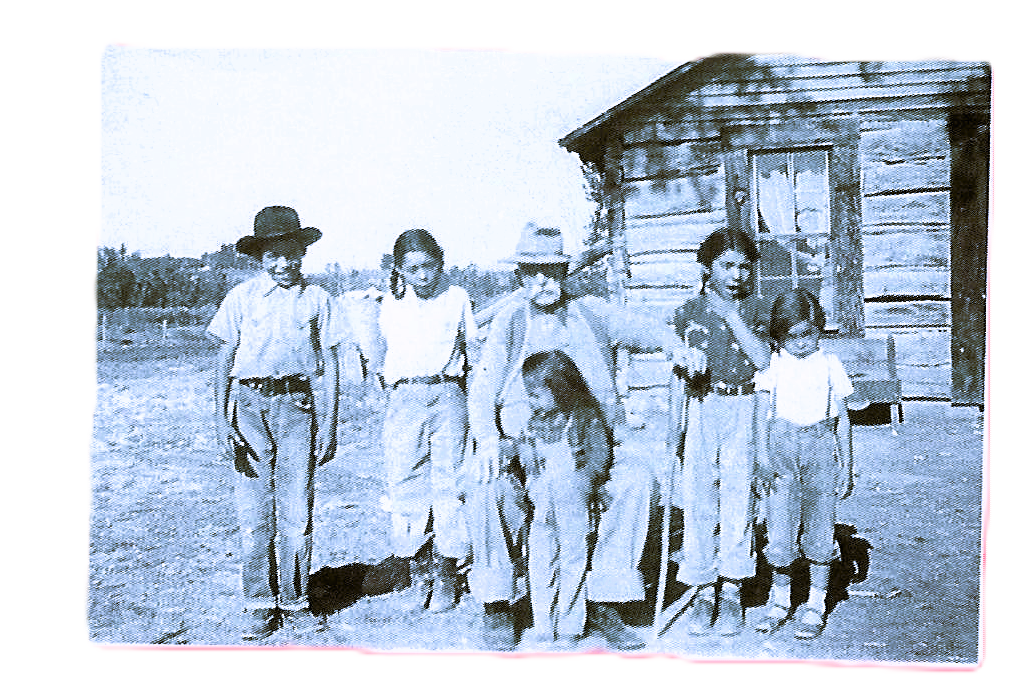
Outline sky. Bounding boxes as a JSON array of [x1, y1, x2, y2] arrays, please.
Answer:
[[102, 48, 677, 271]]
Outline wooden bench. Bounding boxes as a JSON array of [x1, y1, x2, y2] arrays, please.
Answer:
[[820, 334, 902, 430]]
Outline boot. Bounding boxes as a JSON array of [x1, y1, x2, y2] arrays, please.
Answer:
[[428, 553, 458, 612], [587, 602, 645, 650], [482, 601, 517, 651], [404, 544, 433, 612]]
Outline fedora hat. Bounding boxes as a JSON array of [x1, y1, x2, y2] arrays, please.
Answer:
[[235, 206, 323, 258], [502, 223, 571, 265]]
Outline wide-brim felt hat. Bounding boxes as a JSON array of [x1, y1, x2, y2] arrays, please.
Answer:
[[502, 222, 571, 265], [235, 205, 322, 258]]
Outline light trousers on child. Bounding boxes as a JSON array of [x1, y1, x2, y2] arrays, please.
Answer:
[[232, 383, 315, 612], [526, 437, 593, 640], [382, 382, 470, 560], [676, 393, 757, 586], [466, 429, 651, 604], [763, 418, 839, 567]]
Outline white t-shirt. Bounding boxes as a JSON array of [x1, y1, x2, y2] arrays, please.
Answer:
[[754, 349, 854, 426], [379, 283, 478, 385]]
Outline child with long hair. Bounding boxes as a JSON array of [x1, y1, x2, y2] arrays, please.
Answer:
[[752, 288, 864, 638], [516, 350, 611, 649], [378, 228, 477, 612], [668, 227, 770, 636]]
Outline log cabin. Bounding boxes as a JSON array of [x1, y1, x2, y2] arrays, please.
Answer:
[[558, 54, 988, 407]]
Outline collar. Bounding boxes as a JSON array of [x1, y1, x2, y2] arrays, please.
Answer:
[[258, 273, 305, 297], [779, 348, 825, 364], [526, 295, 568, 325]]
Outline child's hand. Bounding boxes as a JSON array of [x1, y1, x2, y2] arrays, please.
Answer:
[[673, 345, 708, 377], [705, 291, 741, 323], [216, 413, 251, 461], [469, 435, 502, 483]]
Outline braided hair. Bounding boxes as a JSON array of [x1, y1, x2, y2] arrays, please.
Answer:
[[390, 228, 444, 299], [697, 227, 759, 295]]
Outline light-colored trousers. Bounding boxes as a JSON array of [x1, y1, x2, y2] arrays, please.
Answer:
[[382, 382, 470, 560], [675, 393, 757, 586], [467, 428, 652, 604], [763, 418, 840, 567], [526, 439, 592, 639], [232, 383, 314, 612]]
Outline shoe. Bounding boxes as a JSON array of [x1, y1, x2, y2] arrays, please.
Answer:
[[482, 602, 517, 651], [280, 608, 322, 636], [754, 603, 790, 634], [714, 596, 744, 636], [793, 604, 826, 639], [588, 603, 646, 650], [552, 634, 582, 652], [241, 608, 279, 642], [428, 555, 458, 613], [684, 593, 715, 635]]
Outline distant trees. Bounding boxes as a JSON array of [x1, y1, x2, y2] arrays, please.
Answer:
[[97, 244, 516, 311], [96, 245, 255, 310]]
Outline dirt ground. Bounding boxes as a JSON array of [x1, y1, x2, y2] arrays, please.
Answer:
[[90, 338, 983, 664]]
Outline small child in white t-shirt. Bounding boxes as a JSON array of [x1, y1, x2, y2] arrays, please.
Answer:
[[752, 289, 867, 639]]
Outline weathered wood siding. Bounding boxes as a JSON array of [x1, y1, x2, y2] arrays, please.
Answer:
[[566, 56, 989, 401], [860, 118, 953, 397]]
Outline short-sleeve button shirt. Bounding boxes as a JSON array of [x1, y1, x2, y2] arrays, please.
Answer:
[[670, 294, 770, 385], [207, 274, 347, 379]]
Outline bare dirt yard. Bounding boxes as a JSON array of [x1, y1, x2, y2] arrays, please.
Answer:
[[91, 335, 983, 664]]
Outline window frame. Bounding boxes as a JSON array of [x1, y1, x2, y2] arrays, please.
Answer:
[[722, 118, 864, 335]]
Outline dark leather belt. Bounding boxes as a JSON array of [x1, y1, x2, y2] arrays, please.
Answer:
[[239, 374, 311, 396], [711, 381, 755, 396], [393, 375, 462, 389]]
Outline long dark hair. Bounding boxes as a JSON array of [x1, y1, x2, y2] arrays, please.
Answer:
[[522, 350, 603, 419], [390, 228, 444, 299], [768, 288, 826, 349], [697, 227, 759, 295]]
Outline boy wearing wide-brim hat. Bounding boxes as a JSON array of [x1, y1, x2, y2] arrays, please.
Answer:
[[208, 205, 347, 641], [465, 223, 665, 651]]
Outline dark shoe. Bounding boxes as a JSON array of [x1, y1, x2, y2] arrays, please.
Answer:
[[280, 608, 322, 636], [684, 593, 715, 636], [241, 608, 279, 642], [714, 596, 744, 636], [482, 602, 517, 651], [428, 555, 458, 613], [588, 603, 646, 650]]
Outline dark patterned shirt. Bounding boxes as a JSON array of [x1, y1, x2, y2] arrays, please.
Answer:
[[670, 293, 770, 386]]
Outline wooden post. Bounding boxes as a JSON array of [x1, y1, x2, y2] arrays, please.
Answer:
[[949, 112, 989, 407]]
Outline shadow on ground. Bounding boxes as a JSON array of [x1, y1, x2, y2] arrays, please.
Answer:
[[308, 557, 412, 616]]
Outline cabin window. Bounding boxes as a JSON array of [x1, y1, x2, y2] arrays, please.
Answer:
[[750, 148, 836, 326]]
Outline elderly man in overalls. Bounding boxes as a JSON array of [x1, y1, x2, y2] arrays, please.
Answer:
[[466, 224, 666, 651]]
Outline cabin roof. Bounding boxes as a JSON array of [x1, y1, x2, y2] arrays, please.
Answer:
[[558, 53, 990, 166]]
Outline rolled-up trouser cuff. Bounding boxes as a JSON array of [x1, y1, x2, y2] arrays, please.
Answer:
[[468, 565, 527, 604], [586, 568, 646, 602], [278, 599, 309, 612]]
